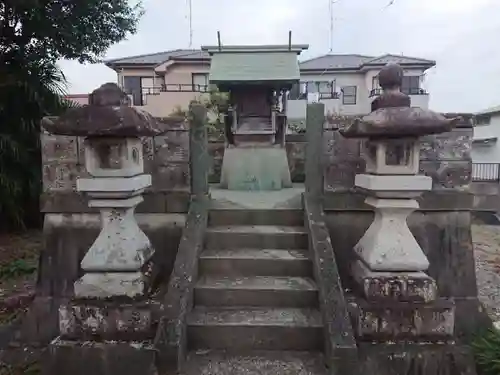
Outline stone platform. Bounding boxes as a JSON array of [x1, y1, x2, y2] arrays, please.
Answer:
[[220, 146, 292, 191], [210, 184, 303, 209]]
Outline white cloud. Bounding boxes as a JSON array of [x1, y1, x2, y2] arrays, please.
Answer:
[[61, 0, 500, 112]]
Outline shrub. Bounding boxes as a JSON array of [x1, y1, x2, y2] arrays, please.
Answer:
[[472, 328, 500, 375]]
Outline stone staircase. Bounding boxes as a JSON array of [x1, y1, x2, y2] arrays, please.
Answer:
[[183, 209, 328, 375]]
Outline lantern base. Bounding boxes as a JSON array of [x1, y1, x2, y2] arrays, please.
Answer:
[[74, 271, 148, 298], [354, 197, 430, 271], [352, 261, 437, 302]]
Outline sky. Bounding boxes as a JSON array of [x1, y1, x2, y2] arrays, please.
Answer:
[[60, 0, 500, 113]]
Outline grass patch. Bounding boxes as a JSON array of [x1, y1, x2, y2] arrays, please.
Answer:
[[0, 259, 36, 281], [472, 328, 500, 375], [0, 361, 41, 375]]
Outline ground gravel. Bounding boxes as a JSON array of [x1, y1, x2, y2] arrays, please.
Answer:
[[472, 224, 500, 321]]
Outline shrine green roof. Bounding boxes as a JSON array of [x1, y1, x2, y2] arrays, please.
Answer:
[[206, 50, 302, 84]]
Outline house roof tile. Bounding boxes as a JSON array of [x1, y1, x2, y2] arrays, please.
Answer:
[[104, 49, 210, 66], [104, 50, 435, 71], [476, 105, 500, 116]]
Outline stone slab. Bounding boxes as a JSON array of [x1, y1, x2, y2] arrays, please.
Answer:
[[187, 307, 323, 351], [352, 261, 438, 302], [76, 174, 151, 197], [347, 297, 455, 341], [46, 338, 157, 375], [210, 185, 304, 210], [194, 275, 318, 308], [220, 147, 292, 191], [59, 299, 161, 340], [355, 174, 432, 193]]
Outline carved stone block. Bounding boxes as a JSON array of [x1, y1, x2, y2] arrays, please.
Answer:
[[59, 299, 160, 340], [352, 261, 438, 302], [348, 298, 455, 340]]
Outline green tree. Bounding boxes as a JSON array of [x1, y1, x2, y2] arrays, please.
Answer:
[[1, 0, 143, 64], [0, 1, 143, 229]]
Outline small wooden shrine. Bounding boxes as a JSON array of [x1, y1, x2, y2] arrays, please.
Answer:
[[202, 35, 308, 190]]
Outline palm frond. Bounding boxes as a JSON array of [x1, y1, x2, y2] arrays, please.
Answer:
[[0, 60, 69, 229]]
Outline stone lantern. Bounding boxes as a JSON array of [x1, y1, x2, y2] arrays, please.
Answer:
[[42, 83, 163, 298], [340, 64, 460, 301]]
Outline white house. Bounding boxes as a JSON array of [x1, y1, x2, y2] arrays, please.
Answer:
[[471, 105, 500, 180], [287, 53, 435, 122], [472, 105, 500, 162]]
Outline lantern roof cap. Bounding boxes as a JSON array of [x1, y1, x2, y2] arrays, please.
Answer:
[[340, 63, 461, 139], [42, 83, 163, 137]]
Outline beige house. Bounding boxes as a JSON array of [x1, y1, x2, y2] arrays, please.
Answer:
[[104, 49, 435, 118], [64, 94, 89, 106]]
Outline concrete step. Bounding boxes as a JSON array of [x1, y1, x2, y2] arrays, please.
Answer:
[[187, 307, 323, 351], [234, 133, 275, 144], [199, 248, 312, 277], [209, 209, 304, 227], [205, 226, 308, 250], [184, 350, 328, 375], [194, 276, 318, 307]]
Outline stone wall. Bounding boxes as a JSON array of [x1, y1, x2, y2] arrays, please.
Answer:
[[41, 119, 191, 213], [33, 114, 489, 346], [323, 124, 472, 192]]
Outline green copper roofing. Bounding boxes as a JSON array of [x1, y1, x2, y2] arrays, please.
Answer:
[[202, 45, 307, 84], [208, 51, 301, 83]]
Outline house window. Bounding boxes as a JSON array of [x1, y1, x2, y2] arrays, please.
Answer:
[[306, 81, 317, 93], [401, 76, 420, 95], [372, 76, 380, 89], [342, 86, 357, 105], [123, 76, 143, 106], [289, 83, 301, 100], [475, 115, 491, 126], [192, 73, 209, 92]]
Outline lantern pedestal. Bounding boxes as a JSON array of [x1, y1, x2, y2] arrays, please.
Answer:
[[74, 174, 153, 298], [43, 83, 169, 375], [353, 196, 429, 272]]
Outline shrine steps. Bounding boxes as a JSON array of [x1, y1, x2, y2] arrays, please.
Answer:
[[183, 208, 328, 375], [233, 130, 275, 144], [184, 350, 327, 375]]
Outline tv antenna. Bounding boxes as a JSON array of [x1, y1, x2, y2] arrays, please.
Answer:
[[328, 0, 339, 53], [186, 0, 193, 48]]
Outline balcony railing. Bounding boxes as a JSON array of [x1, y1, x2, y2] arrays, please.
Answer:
[[369, 87, 428, 97], [472, 163, 500, 182], [141, 84, 209, 95], [289, 92, 340, 100]]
